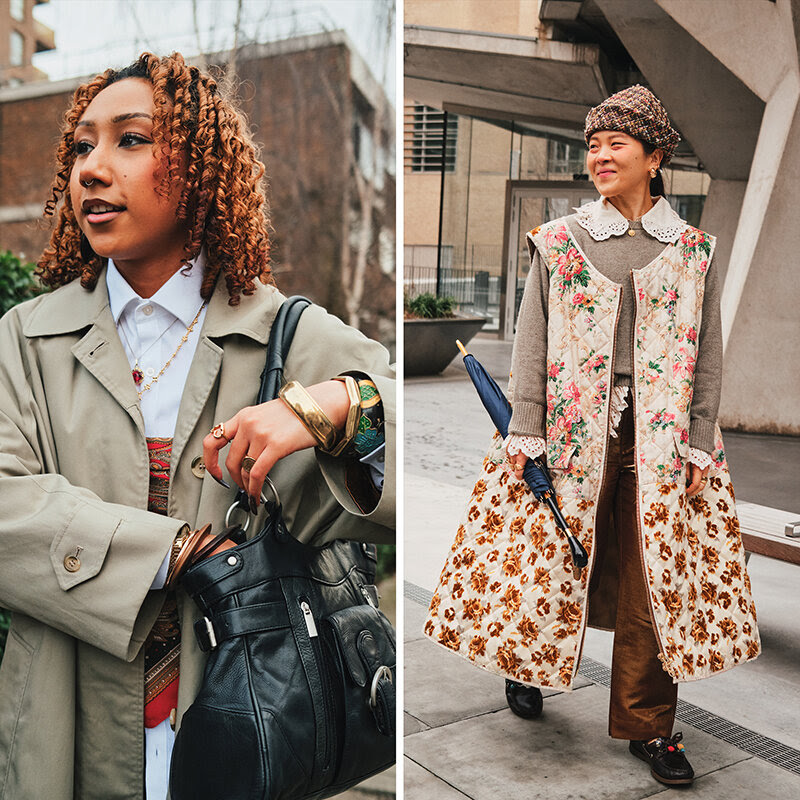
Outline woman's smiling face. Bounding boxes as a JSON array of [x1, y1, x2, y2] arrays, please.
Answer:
[[70, 78, 189, 271], [586, 130, 661, 200]]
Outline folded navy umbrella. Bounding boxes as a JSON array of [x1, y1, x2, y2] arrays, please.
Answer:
[[457, 340, 589, 572]]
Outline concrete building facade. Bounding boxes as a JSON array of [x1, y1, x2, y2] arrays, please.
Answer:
[[404, 0, 800, 435]]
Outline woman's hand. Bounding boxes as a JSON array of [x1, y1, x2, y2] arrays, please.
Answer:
[[203, 380, 350, 504], [685, 462, 710, 497], [506, 449, 528, 479]]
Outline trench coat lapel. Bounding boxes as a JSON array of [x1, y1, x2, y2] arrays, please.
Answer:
[[24, 274, 146, 436]]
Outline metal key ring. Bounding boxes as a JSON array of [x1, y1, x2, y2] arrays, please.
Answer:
[[224, 476, 281, 532], [369, 665, 393, 708]]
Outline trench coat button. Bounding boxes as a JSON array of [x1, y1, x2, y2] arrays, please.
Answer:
[[169, 708, 177, 730], [64, 554, 81, 572], [191, 457, 206, 479]]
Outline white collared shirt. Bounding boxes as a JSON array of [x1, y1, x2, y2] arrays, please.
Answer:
[[107, 255, 208, 438], [106, 256, 208, 800], [572, 195, 685, 243]]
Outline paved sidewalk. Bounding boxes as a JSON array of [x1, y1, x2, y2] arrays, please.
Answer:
[[404, 336, 800, 799]]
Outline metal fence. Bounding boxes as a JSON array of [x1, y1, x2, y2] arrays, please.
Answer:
[[404, 244, 503, 328]]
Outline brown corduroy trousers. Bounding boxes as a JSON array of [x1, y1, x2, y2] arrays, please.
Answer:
[[589, 401, 678, 740]]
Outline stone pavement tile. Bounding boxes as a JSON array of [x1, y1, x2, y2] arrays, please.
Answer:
[[403, 635, 589, 729], [404, 757, 471, 799], [648, 756, 800, 798], [404, 594, 429, 643], [404, 685, 751, 800], [404, 473, 471, 589], [404, 712, 430, 736]]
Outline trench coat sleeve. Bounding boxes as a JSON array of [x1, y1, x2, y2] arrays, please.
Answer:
[[508, 239, 549, 438], [0, 323, 184, 663], [283, 304, 396, 532], [688, 257, 722, 454]]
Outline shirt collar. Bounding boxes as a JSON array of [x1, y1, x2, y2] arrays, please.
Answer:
[[573, 196, 686, 244], [106, 250, 206, 327]]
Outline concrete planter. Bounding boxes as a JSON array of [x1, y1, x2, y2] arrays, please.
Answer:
[[404, 316, 487, 376]]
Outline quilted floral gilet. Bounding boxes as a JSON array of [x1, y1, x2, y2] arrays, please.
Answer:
[[424, 218, 760, 690]]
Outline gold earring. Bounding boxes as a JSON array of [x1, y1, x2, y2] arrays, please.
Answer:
[[649, 167, 658, 178]]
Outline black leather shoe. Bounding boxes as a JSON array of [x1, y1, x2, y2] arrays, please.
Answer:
[[505, 680, 543, 719], [629, 732, 694, 785]]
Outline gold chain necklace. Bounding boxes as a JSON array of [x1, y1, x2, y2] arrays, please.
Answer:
[[120, 302, 206, 399]]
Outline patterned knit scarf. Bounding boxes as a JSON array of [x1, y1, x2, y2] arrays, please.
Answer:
[[143, 437, 180, 728]]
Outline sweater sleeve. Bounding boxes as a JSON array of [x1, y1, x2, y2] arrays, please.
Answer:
[[688, 256, 723, 454], [508, 235, 549, 438]]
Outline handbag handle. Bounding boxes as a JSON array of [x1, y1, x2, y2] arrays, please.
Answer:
[[232, 295, 312, 515]]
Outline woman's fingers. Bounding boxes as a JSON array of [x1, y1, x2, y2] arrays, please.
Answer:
[[203, 417, 241, 483], [203, 397, 320, 505], [507, 451, 528, 477], [685, 462, 710, 497]]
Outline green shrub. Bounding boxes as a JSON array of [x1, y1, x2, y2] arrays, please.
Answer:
[[0, 251, 44, 663], [0, 250, 44, 318], [404, 292, 456, 319]]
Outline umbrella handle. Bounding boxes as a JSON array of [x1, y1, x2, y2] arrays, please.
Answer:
[[456, 339, 468, 357], [567, 534, 589, 569]]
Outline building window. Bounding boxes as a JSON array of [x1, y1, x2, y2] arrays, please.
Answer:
[[547, 139, 585, 176], [10, 31, 24, 66], [404, 104, 457, 173], [10, 0, 24, 22]]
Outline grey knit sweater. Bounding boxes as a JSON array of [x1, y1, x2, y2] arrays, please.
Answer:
[[507, 213, 722, 455]]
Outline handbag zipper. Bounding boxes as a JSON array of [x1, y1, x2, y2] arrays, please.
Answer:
[[299, 599, 336, 773]]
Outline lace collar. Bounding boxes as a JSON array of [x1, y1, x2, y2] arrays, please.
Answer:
[[573, 196, 686, 243]]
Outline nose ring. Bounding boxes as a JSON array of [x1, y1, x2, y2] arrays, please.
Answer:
[[81, 179, 95, 188]]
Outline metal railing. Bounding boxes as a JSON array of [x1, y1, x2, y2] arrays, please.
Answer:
[[404, 244, 503, 329]]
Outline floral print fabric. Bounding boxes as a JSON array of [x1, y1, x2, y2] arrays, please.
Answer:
[[425, 219, 760, 689]]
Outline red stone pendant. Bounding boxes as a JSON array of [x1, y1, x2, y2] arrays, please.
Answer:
[[132, 368, 144, 385]]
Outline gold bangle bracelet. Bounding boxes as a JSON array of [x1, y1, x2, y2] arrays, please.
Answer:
[[331, 375, 361, 443], [279, 381, 339, 451]]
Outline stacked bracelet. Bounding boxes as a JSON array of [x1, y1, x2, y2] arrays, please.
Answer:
[[279, 376, 386, 460], [165, 523, 212, 590], [351, 378, 384, 457], [279, 380, 358, 457]]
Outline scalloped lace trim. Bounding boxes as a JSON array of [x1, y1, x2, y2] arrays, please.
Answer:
[[688, 447, 713, 469], [573, 197, 686, 244], [504, 433, 546, 462]]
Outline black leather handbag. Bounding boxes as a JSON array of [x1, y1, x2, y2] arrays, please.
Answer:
[[170, 296, 396, 800]]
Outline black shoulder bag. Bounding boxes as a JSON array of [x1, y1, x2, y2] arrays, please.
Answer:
[[170, 296, 396, 800]]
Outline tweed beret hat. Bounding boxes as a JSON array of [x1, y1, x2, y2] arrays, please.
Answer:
[[584, 84, 680, 165]]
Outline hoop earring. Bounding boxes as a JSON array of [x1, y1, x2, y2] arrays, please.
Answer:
[[80, 233, 95, 263]]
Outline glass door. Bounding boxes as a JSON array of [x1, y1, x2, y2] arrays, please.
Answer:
[[501, 181, 597, 339]]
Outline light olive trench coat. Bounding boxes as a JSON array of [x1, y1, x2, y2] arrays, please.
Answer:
[[0, 273, 395, 799]]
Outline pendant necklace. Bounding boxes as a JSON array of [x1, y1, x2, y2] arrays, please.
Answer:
[[118, 301, 207, 399]]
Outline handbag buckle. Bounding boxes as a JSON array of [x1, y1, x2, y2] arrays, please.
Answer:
[[369, 665, 392, 708], [194, 616, 219, 652]]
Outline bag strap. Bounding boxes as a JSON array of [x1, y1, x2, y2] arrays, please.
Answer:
[[258, 295, 312, 403], [233, 295, 311, 513]]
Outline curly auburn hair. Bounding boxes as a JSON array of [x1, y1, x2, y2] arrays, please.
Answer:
[[37, 52, 271, 304]]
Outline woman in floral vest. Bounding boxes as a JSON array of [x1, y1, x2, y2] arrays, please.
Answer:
[[424, 85, 759, 787]]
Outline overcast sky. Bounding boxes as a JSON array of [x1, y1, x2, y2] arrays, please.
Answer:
[[33, 0, 395, 103]]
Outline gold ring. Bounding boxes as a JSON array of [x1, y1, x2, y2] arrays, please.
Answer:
[[241, 455, 257, 473], [211, 423, 230, 443]]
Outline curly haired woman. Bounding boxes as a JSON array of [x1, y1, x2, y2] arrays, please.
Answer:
[[0, 53, 394, 799], [425, 86, 758, 787]]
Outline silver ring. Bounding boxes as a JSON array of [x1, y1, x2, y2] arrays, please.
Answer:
[[81, 178, 95, 187], [224, 476, 280, 531], [369, 665, 393, 709]]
